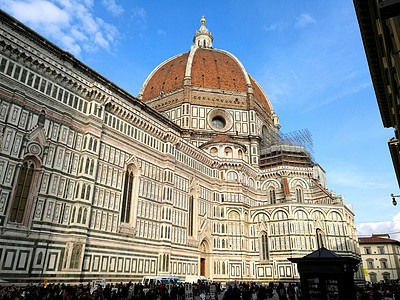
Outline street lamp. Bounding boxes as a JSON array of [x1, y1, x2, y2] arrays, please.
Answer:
[[391, 194, 400, 206]]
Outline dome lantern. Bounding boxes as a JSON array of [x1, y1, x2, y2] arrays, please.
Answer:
[[193, 16, 213, 48]]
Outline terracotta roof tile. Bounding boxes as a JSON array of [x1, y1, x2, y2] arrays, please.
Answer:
[[191, 48, 247, 92], [142, 53, 189, 101], [359, 235, 400, 245]]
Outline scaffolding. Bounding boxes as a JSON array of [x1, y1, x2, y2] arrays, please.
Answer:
[[279, 129, 314, 157], [262, 128, 314, 160]]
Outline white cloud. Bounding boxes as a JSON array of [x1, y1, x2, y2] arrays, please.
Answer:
[[0, 0, 121, 57], [7, 0, 70, 25], [295, 13, 316, 28], [264, 23, 281, 32], [132, 6, 146, 19], [357, 212, 400, 241], [157, 29, 166, 36], [102, 0, 123, 16]]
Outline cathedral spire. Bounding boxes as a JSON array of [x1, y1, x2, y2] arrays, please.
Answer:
[[193, 16, 213, 48]]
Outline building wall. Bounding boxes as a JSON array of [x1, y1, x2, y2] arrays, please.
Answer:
[[0, 10, 363, 284], [360, 242, 400, 282]]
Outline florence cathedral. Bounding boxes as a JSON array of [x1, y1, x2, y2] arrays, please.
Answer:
[[0, 11, 363, 283]]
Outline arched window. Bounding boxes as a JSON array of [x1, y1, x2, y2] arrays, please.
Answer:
[[63, 248, 69, 269], [10, 160, 35, 223], [227, 171, 238, 182], [121, 168, 135, 223], [80, 184, 86, 199], [238, 150, 243, 159], [224, 147, 233, 158], [367, 259, 374, 269], [77, 207, 83, 223], [210, 147, 218, 156], [82, 208, 87, 224], [75, 183, 80, 198], [269, 188, 276, 204], [89, 160, 94, 175], [248, 178, 255, 188], [71, 207, 76, 223], [316, 228, 325, 249], [79, 158, 84, 173], [85, 185, 91, 200], [260, 232, 269, 261], [85, 159, 90, 174], [296, 187, 303, 202], [69, 244, 82, 269], [380, 259, 388, 269], [188, 196, 194, 236], [36, 252, 43, 265]]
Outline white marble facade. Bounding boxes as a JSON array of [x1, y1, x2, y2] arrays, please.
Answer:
[[0, 10, 363, 284]]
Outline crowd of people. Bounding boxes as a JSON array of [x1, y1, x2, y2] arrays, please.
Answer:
[[0, 279, 399, 300], [357, 281, 400, 299]]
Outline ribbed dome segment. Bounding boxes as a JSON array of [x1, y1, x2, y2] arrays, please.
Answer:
[[190, 48, 247, 92], [249, 75, 272, 113], [141, 53, 189, 101]]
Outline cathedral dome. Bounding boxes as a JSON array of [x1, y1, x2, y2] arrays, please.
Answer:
[[138, 18, 273, 114]]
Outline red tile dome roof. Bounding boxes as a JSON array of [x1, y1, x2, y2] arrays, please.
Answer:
[[138, 18, 273, 114]]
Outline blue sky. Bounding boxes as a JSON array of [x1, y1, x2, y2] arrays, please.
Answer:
[[1, 0, 399, 238]]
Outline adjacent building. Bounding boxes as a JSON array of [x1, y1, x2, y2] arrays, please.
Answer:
[[359, 234, 400, 282], [0, 11, 362, 283], [353, 0, 400, 187]]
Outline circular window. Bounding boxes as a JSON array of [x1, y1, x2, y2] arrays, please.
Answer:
[[207, 109, 233, 132], [212, 116, 226, 129]]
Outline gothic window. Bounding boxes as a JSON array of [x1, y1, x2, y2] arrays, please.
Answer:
[[269, 188, 276, 204], [80, 184, 86, 199], [85, 185, 91, 200], [79, 158, 84, 173], [36, 252, 43, 265], [260, 232, 269, 261], [89, 160, 94, 175], [75, 183, 80, 198], [188, 196, 194, 236], [71, 207, 76, 223], [10, 160, 35, 223], [82, 208, 87, 224], [316, 228, 325, 249], [120, 166, 138, 223], [85, 159, 90, 174], [69, 244, 82, 269], [63, 248, 69, 269], [77, 207, 83, 223], [296, 187, 303, 202]]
